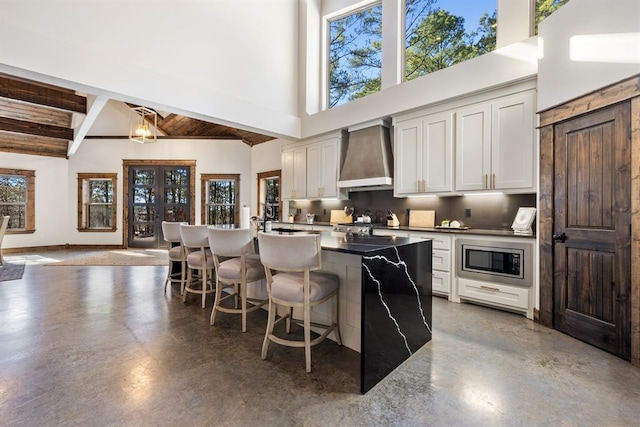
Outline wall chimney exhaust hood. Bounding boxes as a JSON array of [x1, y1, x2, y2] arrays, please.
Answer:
[[337, 120, 393, 191]]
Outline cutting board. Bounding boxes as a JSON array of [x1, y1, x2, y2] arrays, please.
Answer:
[[409, 210, 435, 227], [330, 210, 353, 224]]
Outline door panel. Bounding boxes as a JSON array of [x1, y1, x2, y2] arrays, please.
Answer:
[[553, 102, 631, 360], [128, 166, 190, 248]]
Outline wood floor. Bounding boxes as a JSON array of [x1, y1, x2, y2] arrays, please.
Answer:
[[1, 250, 639, 426]]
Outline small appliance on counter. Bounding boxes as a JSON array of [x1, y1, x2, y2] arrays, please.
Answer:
[[387, 210, 400, 227]]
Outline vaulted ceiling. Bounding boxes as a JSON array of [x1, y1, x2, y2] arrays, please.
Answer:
[[0, 74, 275, 158]]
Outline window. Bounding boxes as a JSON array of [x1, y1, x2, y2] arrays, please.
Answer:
[[0, 168, 35, 233], [201, 174, 239, 226], [328, 2, 382, 108], [535, 0, 570, 34], [77, 173, 117, 232], [405, 0, 497, 82]]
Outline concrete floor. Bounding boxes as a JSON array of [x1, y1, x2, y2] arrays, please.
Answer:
[[1, 251, 639, 426]]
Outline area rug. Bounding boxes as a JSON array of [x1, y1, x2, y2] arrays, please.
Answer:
[[47, 249, 169, 266], [0, 262, 26, 281]]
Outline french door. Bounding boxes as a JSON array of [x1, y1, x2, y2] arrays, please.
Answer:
[[127, 164, 192, 248]]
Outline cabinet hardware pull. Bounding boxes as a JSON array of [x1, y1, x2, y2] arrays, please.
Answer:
[[484, 174, 488, 189], [492, 173, 496, 189], [422, 179, 426, 192], [480, 285, 500, 292]]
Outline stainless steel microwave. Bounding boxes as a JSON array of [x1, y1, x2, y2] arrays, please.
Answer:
[[456, 239, 533, 288]]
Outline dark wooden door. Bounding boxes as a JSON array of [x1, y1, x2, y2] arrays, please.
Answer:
[[128, 166, 190, 248], [553, 102, 631, 360]]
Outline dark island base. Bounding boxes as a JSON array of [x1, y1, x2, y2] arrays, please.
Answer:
[[361, 240, 432, 393]]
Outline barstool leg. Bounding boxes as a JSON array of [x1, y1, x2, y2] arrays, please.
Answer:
[[304, 303, 312, 373], [262, 299, 276, 359]]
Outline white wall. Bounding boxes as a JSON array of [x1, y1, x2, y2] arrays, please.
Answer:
[[1, 137, 252, 249], [1, 154, 69, 249], [537, 0, 640, 111], [0, 0, 301, 139]]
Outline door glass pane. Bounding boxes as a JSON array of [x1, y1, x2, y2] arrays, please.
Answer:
[[133, 206, 155, 221], [164, 206, 188, 223], [133, 224, 154, 239], [134, 188, 155, 203], [165, 187, 188, 204], [134, 170, 155, 185], [165, 169, 188, 185]]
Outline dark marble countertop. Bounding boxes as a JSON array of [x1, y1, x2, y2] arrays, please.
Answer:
[[271, 221, 535, 239], [266, 230, 427, 255]]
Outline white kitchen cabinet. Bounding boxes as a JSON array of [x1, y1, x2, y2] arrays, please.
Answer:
[[282, 146, 307, 199], [395, 111, 453, 196], [306, 138, 339, 198], [282, 133, 345, 201], [455, 90, 535, 192], [458, 277, 530, 312]]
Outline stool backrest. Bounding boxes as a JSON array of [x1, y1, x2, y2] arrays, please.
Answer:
[[208, 228, 254, 257], [258, 232, 322, 272], [0, 215, 9, 246], [162, 221, 187, 243], [179, 224, 209, 249]]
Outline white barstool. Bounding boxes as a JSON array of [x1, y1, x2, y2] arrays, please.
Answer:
[[161, 221, 187, 295], [179, 224, 215, 308], [208, 227, 267, 332], [258, 232, 341, 373]]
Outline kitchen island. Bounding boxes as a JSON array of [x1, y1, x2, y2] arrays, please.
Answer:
[[272, 231, 433, 393]]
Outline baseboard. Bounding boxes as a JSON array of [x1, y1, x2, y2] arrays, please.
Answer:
[[3, 244, 126, 254]]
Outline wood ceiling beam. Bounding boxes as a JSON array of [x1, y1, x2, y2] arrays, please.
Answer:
[[0, 116, 73, 140], [0, 76, 87, 114]]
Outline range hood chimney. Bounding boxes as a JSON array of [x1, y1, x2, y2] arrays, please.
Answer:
[[337, 120, 393, 191]]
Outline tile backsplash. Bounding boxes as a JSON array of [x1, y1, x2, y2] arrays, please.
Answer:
[[287, 190, 537, 231]]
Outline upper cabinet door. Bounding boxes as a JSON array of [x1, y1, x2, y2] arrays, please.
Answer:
[[491, 91, 535, 191], [395, 117, 422, 195], [422, 111, 453, 193], [306, 139, 338, 198], [455, 103, 492, 191], [395, 112, 453, 196], [282, 146, 307, 199]]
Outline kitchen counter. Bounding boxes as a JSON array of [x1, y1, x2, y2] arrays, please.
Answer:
[[272, 221, 535, 238]]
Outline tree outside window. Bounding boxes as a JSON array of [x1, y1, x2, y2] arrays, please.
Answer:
[[405, 0, 496, 82], [201, 174, 239, 226], [0, 168, 35, 233], [77, 173, 117, 231], [328, 2, 382, 108]]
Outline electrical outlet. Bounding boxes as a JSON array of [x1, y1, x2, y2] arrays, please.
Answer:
[[465, 208, 471, 217]]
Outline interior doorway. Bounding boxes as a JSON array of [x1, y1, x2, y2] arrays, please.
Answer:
[[257, 170, 281, 221], [123, 160, 196, 248]]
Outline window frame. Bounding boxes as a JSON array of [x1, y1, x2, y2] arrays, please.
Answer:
[[0, 168, 35, 234], [201, 173, 240, 226], [77, 173, 118, 232]]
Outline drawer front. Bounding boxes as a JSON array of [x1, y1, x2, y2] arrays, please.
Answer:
[[458, 278, 529, 310], [432, 249, 450, 272], [411, 232, 451, 250], [429, 234, 451, 251], [432, 270, 450, 295]]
